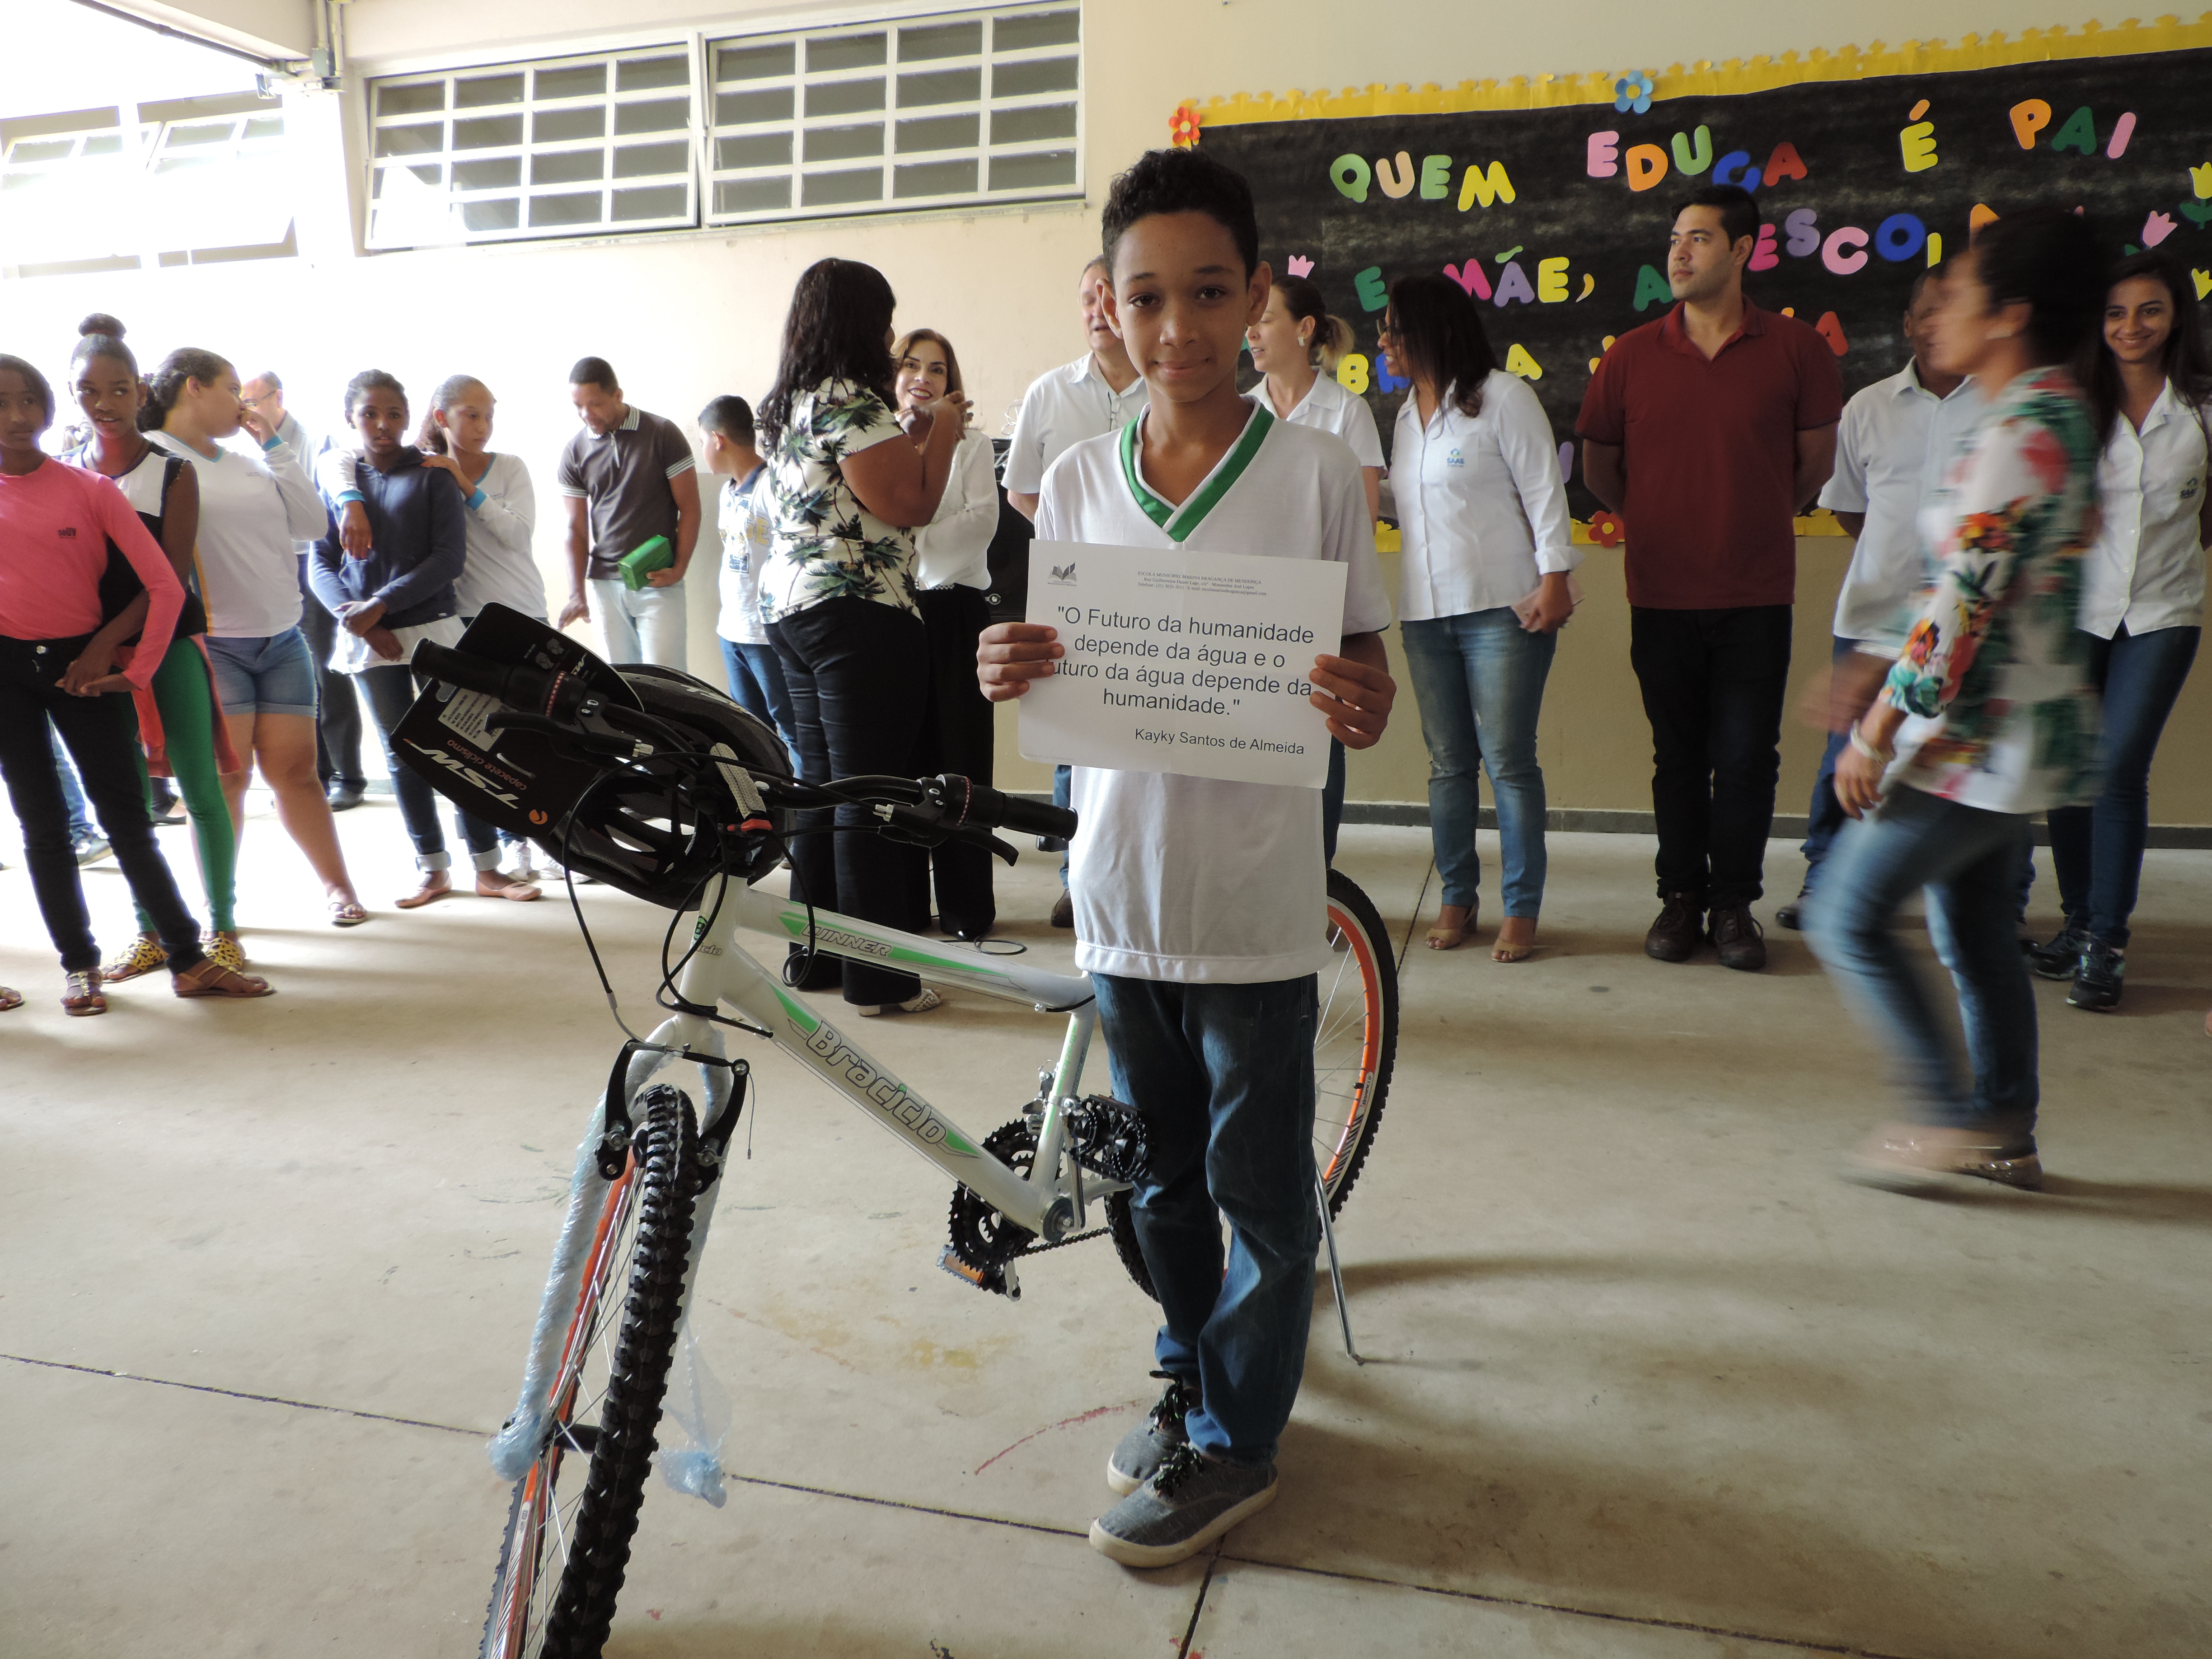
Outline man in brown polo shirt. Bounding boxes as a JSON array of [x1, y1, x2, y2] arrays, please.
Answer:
[[1578, 183, 1842, 971], [557, 356, 701, 670]]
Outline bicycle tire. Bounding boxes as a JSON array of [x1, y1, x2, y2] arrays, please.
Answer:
[[480, 1086, 699, 1659], [1104, 868, 1397, 1300]]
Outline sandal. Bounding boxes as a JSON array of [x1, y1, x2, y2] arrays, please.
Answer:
[[857, 987, 944, 1017], [203, 931, 249, 972], [104, 933, 169, 982], [63, 968, 107, 1017], [476, 870, 542, 902], [396, 873, 455, 910], [329, 897, 370, 927], [173, 959, 274, 999], [1491, 919, 1537, 964], [1425, 902, 1476, 951], [0, 985, 23, 1012]]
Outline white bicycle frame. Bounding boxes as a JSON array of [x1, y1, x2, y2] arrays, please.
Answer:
[[487, 874, 1115, 1479]]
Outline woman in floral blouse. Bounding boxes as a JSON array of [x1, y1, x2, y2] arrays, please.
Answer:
[[758, 258, 968, 1015], [1809, 208, 2107, 1191]]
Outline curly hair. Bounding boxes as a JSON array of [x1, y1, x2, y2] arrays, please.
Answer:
[[1101, 147, 1259, 280], [759, 258, 898, 449]]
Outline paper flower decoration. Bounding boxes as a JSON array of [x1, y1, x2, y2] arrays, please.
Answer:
[[1169, 103, 1200, 148], [1284, 254, 1314, 277], [2143, 210, 2177, 248], [1589, 509, 1627, 548], [1614, 71, 1655, 115]]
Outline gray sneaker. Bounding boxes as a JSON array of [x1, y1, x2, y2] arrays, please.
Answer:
[[1089, 1443, 1278, 1568], [1107, 1372, 1198, 1495]]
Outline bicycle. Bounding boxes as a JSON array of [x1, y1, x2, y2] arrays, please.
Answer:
[[396, 611, 1397, 1659]]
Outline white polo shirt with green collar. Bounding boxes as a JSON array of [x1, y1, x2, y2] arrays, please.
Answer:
[[1035, 398, 1393, 984]]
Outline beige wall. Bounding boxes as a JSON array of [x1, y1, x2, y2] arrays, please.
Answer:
[[17, 0, 2208, 821]]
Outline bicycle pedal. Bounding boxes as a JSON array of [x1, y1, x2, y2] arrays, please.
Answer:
[[937, 1246, 1020, 1301]]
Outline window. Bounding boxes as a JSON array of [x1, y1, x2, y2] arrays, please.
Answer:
[[0, 97, 292, 278], [366, 47, 699, 249], [707, 4, 1079, 223]]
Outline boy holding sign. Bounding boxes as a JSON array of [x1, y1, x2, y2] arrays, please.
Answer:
[[978, 148, 1396, 1566]]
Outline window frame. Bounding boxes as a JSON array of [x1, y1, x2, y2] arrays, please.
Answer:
[[352, 1, 1083, 254]]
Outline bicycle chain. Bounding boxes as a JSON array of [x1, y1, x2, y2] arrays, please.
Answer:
[[941, 1116, 1116, 1282]]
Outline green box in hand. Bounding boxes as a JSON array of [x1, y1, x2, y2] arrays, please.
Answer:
[[618, 535, 674, 590]]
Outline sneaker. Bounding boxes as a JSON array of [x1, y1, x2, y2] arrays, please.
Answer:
[[73, 834, 112, 866], [1050, 890, 1075, 930], [2027, 922, 2090, 982], [1643, 892, 1704, 962], [1847, 1123, 2043, 1191], [147, 780, 183, 825], [2067, 940, 2124, 1012], [1708, 904, 1767, 972], [103, 933, 169, 982], [326, 779, 366, 812], [1108, 1373, 1199, 1495], [1089, 1443, 1278, 1568], [1774, 886, 1811, 931], [202, 931, 249, 973]]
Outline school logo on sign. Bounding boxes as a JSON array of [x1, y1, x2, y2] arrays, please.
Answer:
[[1048, 561, 1077, 585]]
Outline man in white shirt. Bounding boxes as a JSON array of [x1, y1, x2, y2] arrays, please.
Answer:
[[1782, 273, 1979, 928], [242, 369, 367, 812], [1004, 257, 1152, 926], [980, 149, 1396, 1568]]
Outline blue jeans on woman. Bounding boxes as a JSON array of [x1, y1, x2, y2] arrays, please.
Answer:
[[2047, 623, 2199, 948], [1806, 785, 2039, 1140], [1092, 971, 1319, 1467], [1400, 608, 1556, 917]]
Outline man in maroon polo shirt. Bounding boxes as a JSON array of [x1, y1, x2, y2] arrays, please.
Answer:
[[1578, 183, 1842, 971]]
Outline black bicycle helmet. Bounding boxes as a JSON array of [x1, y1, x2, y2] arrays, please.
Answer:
[[548, 662, 797, 908]]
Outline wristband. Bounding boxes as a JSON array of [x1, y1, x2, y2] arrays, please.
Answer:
[[336, 490, 365, 506], [467, 486, 487, 510], [1849, 726, 1894, 765], [260, 433, 282, 453]]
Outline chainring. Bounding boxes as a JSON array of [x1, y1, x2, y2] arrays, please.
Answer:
[[944, 1119, 1041, 1278]]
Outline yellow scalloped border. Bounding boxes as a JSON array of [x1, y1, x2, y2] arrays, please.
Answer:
[[1192, 15, 2212, 127]]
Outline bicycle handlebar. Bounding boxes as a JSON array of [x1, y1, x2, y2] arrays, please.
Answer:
[[417, 642, 1078, 844]]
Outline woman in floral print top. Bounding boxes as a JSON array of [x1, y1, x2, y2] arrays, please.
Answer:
[[1809, 209, 2108, 1193], [755, 258, 968, 1016]]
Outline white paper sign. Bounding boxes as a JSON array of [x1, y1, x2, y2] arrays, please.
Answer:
[[1018, 540, 1349, 787]]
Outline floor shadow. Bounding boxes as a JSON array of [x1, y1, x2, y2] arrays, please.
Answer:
[[1895, 1172, 2212, 1227]]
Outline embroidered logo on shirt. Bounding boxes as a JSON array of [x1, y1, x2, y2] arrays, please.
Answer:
[[1445, 448, 1466, 469], [57, 526, 77, 538]]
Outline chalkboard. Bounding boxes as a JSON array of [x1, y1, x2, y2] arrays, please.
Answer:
[[1199, 32, 2212, 521]]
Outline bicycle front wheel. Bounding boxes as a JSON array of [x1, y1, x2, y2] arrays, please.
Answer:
[[1105, 868, 1398, 1298], [481, 1087, 699, 1659]]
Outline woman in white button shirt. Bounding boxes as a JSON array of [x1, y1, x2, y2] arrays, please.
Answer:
[[1247, 274, 1384, 519], [895, 327, 1000, 940], [2029, 252, 2211, 1011], [1381, 274, 1578, 961]]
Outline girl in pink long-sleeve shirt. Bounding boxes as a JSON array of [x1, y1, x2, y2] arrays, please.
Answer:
[[0, 353, 269, 1013]]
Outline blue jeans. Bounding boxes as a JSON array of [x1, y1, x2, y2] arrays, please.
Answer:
[[2047, 623, 2199, 947], [1053, 763, 1071, 890], [1400, 608, 1556, 916], [1806, 785, 2039, 1139], [1092, 971, 1320, 1467], [720, 638, 801, 770], [49, 722, 92, 842], [1321, 739, 1346, 866]]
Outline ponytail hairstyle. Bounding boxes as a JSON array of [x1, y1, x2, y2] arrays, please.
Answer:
[[2080, 249, 2212, 444], [343, 368, 407, 424], [760, 258, 898, 450], [417, 374, 487, 454], [1270, 275, 1355, 371], [70, 314, 136, 382], [139, 346, 233, 432], [1385, 272, 1498, 418]]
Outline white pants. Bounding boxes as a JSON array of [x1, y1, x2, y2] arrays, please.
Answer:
[[590, 578, 688, 670]]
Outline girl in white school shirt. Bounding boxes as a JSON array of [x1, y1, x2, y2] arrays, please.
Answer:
[[1381, 273, 1577, 961], [895, 327, 1001, 940], [2028, 252, 2212, 1011]]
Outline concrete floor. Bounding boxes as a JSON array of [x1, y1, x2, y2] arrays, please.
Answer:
[[2, 801, 2208, 1658]]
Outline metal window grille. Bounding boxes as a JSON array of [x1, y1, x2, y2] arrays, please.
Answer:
[[366, 47, 699, 249], [706, 3, 1079, 225], [0, 102, 292, 276]]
